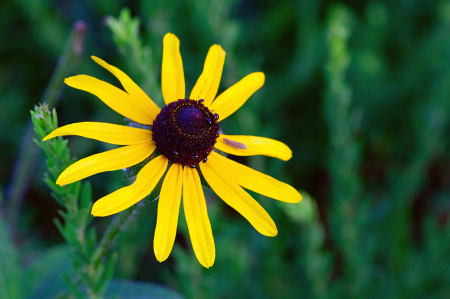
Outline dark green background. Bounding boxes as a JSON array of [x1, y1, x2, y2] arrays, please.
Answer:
[[1, 0, 450, 298]]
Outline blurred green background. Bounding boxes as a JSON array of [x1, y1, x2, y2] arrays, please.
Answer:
[[1, 0, 450, 298]]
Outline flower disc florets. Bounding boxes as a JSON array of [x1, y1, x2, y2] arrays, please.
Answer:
[[152, 98, 220, 166]]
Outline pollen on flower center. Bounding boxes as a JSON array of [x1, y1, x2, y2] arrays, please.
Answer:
[[152, 98, 220, 166]]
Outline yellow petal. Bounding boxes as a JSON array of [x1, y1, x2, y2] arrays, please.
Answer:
[[92, 56, 160, 123], [154, 163, 183, 262], [215, 134, 292, 161], [199, 162, 277, 236], [190, 45, 226, 107], [210, 72, 265, 121], [207, 152, 301, 203], [57, 141, 156, 186], [65, 75, 153, 125], [162, 33, 185, 104], [43, 122, 152, 145], [183, 167, 215, 268], [91, 155, 168, 217]]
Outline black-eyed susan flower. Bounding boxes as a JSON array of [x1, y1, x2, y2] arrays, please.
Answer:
[[43, 33, 302, 268]]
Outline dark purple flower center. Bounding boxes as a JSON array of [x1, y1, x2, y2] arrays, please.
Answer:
[[152, 98, 220, 166]]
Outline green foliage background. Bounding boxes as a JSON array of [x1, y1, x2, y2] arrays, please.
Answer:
[[1, 0, 450, 298]]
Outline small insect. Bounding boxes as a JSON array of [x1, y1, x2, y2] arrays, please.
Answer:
[[206, 118, 212, 125], [214, 113, 219, 120], [203, 157, 208, 163], [192, 155, 198, 159], [198, 99, 204, 103], [174, 151, 178, 156], [223, 138, 248, 149], [189, 165, 196, 168]]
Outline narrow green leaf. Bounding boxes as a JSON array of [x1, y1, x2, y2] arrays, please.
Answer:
[[50, 192, 65, 207], [197, 165, 212, 190], [122, 156, 152, 181], [24, 245, 70, 299], [148, 172, 164, 202], [0, 218, 21, 299], [61, 273, 82, 299], [80, 182, 93, 209], [44, 177, 61, 196], [105, 279, 184, 299], [86, 227, 96, 254], [63, 220, 79, 248], [96, 252, 118, 294], [93, 262, 105, 288], [51, 108, 58, 128], [53, 219, 68, 242], [32, 139, 45, 150], [76, 207, 92, 228]]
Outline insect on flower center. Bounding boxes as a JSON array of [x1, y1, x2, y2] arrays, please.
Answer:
[[152, 98, 220, 166]]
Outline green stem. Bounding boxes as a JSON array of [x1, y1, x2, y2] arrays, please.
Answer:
[[4, 21, 86, 226], [92, 206, 136, 265], [43, 21, 86, 108], [324, 5, 364, 295]]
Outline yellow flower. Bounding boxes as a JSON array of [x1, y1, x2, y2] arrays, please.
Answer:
[[44, 33, 302, 268]]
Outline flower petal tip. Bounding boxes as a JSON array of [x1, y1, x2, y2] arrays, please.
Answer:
[[259, 225, 278, 237], [282, 150, 293, 161], [196, 254, 215, 268], [212, 44, 226, 55], [91, 56, 107, 67], [255, 72, 265, 83], [164, 32, 179, 42], [90, 204, 104, 217], [198, 259, 214, 268], [91, 212, 105, 217], [155, 252, 168, 263], [55, 177, 63, 186], [64, 76, 77, 86], [290, 190, 303, 203], [265, 226, 278, 237]]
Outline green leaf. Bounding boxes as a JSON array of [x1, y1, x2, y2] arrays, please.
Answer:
[[105, 279, 184, 299], [86, 227, 97, 254], [148, 171, 165, 202], [63, 219, 79, 248], [277, 190, 316, 224], [51, 108, 58, 128], [76, 207, 92, 228], [97, 252, 118, 294], [24, 245, 70, 299], [0, 218, 21, 299], [92, 262, 106, 290], [43, 177, 61, 195], [80, 181, 93, 209], [122, 156, 152, 180], [196, 165, 212, 190], [53, 219, 68, 242]]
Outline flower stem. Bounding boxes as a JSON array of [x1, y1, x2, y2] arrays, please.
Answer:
[[91, 207, 136, 266], [32, 105, 125, 298]]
